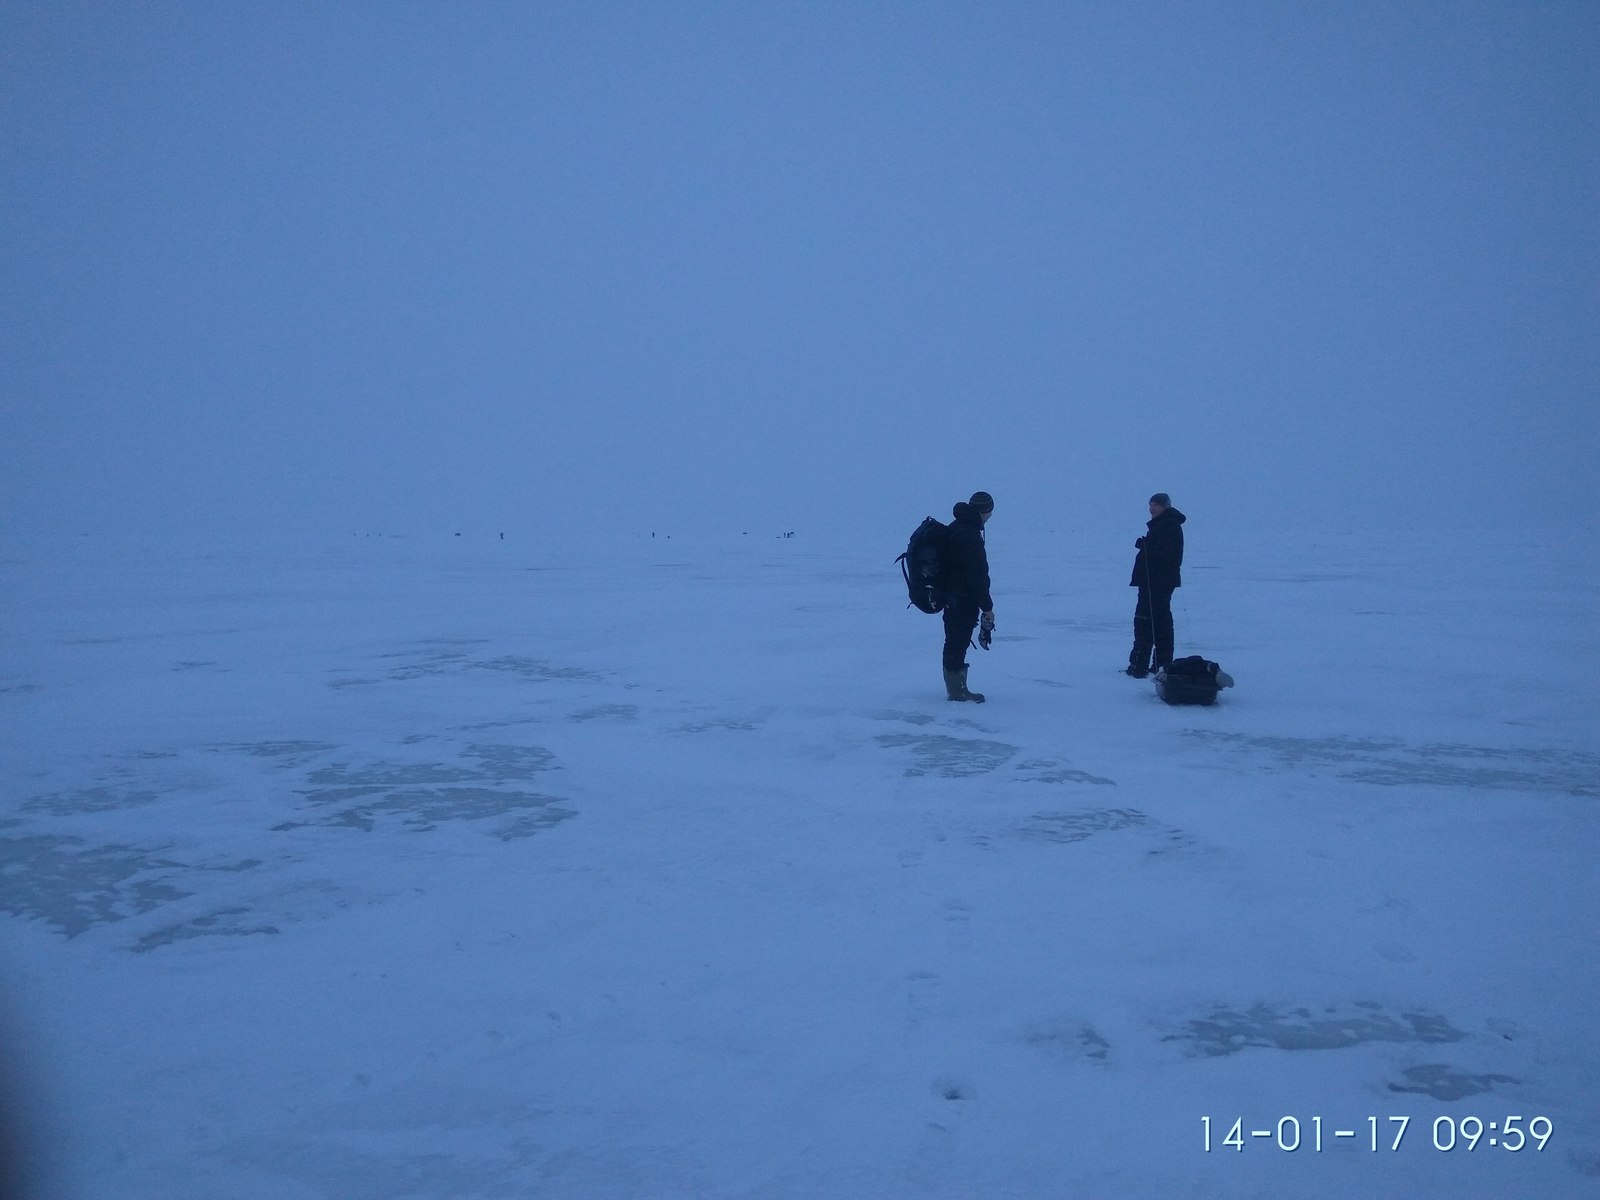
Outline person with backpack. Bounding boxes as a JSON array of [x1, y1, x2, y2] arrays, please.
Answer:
[[941, 491, 996, 702], [1126, 492, 1185, 678]]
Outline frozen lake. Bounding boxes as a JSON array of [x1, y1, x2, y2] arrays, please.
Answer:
[[2, 525, 1596, 1198]]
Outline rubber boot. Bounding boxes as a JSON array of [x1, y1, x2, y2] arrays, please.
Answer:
[[944, 664, 985, 703]]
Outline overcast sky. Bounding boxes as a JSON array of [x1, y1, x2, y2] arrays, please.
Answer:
[[4, 1, 1595, 543]]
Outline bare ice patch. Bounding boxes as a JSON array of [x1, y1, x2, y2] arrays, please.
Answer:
[[1012, 808, 1149, 843], [567, 704, 640, 723], [205, 740, 342, 767], [276, 787, 575, 837], [0, 834, 259, 938], [21, 785, 164, 816], [1166, 1001, 1467, 1058], [1025, 1018, 1112, 1064], [1388, 1063, 1519, 1101], [330, 643, 604, 689], [1012, 758, 1117, 786], [875, 733, 1019, 778], [969, 807, 1219, 866], [868, 710, 937, 726], [132, 905, 282, 953], [676, 718, 763, 733], [1185, 732, 1600, 797], [277, 744, 576, 840]]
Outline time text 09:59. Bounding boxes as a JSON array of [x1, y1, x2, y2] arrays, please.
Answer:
[[1202, 1115, 1553, 1153]]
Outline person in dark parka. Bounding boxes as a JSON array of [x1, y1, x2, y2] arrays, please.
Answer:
[[1127, 492, 1185, 678], [942, 491, 995, 702]]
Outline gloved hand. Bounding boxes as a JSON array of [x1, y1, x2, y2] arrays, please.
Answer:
[[978, 610, 995, 650]]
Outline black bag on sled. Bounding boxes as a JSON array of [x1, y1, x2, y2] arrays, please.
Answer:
[[1154, 656, 1235, 706]]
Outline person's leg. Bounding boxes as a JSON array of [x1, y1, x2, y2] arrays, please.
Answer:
[[1152, 585, 1176, 670], [1128, 586, 1153, 676], [942, 600, 982, 700]]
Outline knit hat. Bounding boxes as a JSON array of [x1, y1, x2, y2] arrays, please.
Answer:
[[968, 491, 995, 514], [1149, 493, 1170, 507]]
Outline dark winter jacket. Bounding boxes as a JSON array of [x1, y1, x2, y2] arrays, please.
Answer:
[[944, 502, 993, 612], [1131, 507, 1185, 590]]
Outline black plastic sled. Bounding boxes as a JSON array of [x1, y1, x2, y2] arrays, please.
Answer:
[[1154, 656, 1235, 706]]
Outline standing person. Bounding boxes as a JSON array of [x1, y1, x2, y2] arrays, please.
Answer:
[[1126, 492, 1185, 678], [942, 491, 996, 702]]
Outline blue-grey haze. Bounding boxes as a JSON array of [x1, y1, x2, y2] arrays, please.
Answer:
[[4, 1, 1595, 543]]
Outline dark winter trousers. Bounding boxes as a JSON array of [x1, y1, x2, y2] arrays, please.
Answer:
[[942, 598, 980, 672], [1130, 584, 1176, 670]]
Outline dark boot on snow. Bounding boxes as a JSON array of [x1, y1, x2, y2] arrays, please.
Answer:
[[944, 665, 986, 703]]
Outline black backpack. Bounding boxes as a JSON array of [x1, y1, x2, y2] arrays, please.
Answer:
[[897, 517, 949, 613]]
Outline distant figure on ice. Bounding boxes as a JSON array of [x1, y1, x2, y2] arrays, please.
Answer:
[[942, 491, 997, 702], [1126, 492, 1185, 678]]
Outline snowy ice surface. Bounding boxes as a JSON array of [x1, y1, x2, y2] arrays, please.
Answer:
[[1, 526, 1596, 1199]]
